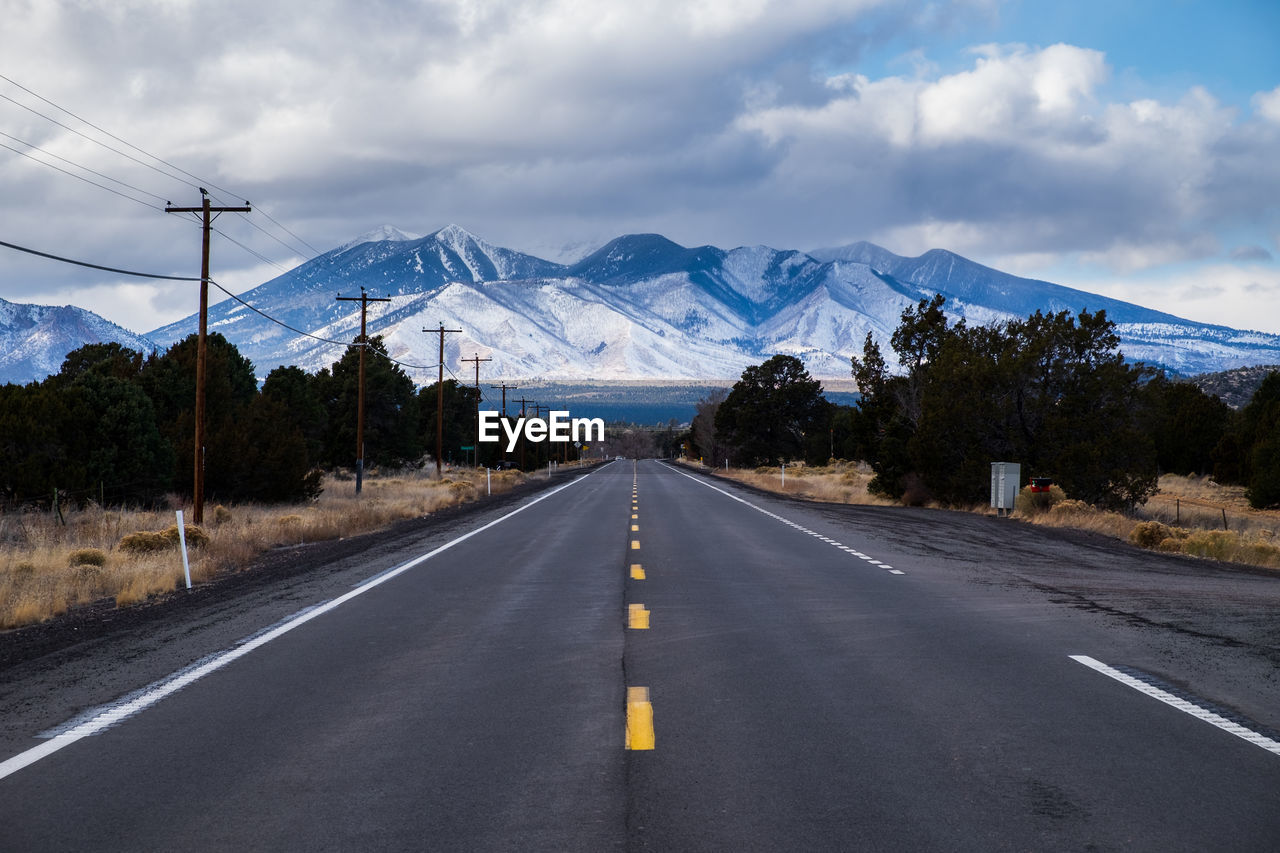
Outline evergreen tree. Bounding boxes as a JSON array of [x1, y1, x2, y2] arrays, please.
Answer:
[[1215, 371, 1280, 508], [715, 355, 828, 466], [1142, 377, 1232, 476], [851, 296, 1158, 509], [316, 336, 422, 469], [416, 379, 482, 467], [262, 365, 328, 466], [690, 388, 728, 465]]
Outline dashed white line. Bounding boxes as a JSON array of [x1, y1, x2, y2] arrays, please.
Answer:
[[1070, 655, 1280, 758]]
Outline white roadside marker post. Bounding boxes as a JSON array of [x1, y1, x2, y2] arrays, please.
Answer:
[[176, 510, 192, 590]]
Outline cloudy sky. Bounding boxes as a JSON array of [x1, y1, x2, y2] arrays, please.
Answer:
[[1, 0, 1277, 334]]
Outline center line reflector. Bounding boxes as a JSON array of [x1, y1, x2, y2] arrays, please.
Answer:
[[626, 686, 655, 750]]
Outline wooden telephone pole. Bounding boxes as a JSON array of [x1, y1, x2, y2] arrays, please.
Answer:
[[165, 189, 250, 524], [426, 324, 462, 477], [460, 353, 491, 467], [489, 382, 518, 417], [336, 287, 391, 494], [514, 396, 534, 471]]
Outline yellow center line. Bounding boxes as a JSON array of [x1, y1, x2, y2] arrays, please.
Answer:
[[631, 513, 638, 519], [630, 563, 645, 579], [627, 602, 650, 629], [625, 686, 655, 750], [631, 524, 639, 532], [631, 540, 640, 549]]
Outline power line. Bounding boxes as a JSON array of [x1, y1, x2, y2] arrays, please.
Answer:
[[0, 75, 322, 268], [0, 237, 201, 281], [232, 214, 315, 264], [0, 236, 366, 351], [0, 140, 162, 211], [0, 89, 206, 194], [211, 226, 293, 274], [1, 230, 442, 378], [0, 72, 229, 197], [0, 129, 171, 204], [252, 206, 326, 259]]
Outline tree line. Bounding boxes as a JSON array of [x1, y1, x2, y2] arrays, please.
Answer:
[[690, 295, 1279, 510], [0, 334, 582, 509]]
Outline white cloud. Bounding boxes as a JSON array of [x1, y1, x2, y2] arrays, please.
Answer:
[[0, 1, 1277, 337], [1253, 85, 1280, 123], [916, 43, 1107, 143], [1075, 263, 1280, 334]]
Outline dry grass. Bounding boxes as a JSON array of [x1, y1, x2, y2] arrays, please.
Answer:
[[685, 460, 1280, 573], [1022, 475, 1280, 570], [696, 459, 896, 507], [0, 465, 532, 630]]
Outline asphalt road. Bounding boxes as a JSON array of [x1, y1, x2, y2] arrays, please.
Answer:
[[2, 459, 1279, 851]]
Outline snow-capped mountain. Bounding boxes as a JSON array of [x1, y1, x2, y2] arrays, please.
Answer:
[[142, 225, 1280, 383], [0, 298, 156, 384]]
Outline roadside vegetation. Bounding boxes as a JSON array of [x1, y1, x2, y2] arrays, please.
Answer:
[[0, 466, 532, 630], [688, 460, 1280, 571], [682, 293, 1280, 573], [4, 293, 1278, 632]]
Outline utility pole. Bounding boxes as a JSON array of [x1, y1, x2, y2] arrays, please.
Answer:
[[460, 353, 491, 468], [514, 396, 534, 471], [489, 381, 518, 466], [426, 324, 462, 478], [166, 189, 250, 524], [336, 287, 391, 494], [489, 382, 518, 417]]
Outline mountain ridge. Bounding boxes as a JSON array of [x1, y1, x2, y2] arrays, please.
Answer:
[[3, 225, 1277, 386], [0, 298, 157, 385], [143, 225, 1280, 382]]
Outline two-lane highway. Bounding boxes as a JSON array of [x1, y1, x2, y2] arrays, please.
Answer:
[[624, 462, 1280, 850], [2, 459, 1279, 850]]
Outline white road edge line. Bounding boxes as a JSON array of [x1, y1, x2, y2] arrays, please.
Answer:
[[661, 462, 904, 575], [0, 465, 607, 782], [1069, 655, 1280, 757]]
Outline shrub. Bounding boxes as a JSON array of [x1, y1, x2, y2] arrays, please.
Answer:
[[119, 524, 209, 553], [212, 505, 233, 525], [900, 473, 931, 507], [68, 548, 107, 568], [74, 564, 104, 583], [277, 514, 304, 527], [448, 481, 476, 498], [119, 530, 173, 553], [1130, 521, 1175, 549], [163, 524, 209, 548], [1181, 530, 1239, 561], [1050, 499, 1095, 516], [1015, 484, 1067, 515]]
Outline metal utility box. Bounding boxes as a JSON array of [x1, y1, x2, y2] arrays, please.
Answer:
[[991, 462, 1021, 515]]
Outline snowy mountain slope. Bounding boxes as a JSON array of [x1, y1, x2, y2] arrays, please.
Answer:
[[6, 223, 1276, 387], [0, 298, 156, 384], [136, 227, 1280, 382], [149, 224, 564, 368], [273, 276, 757, 381], [811, 243, 1190, 325]]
